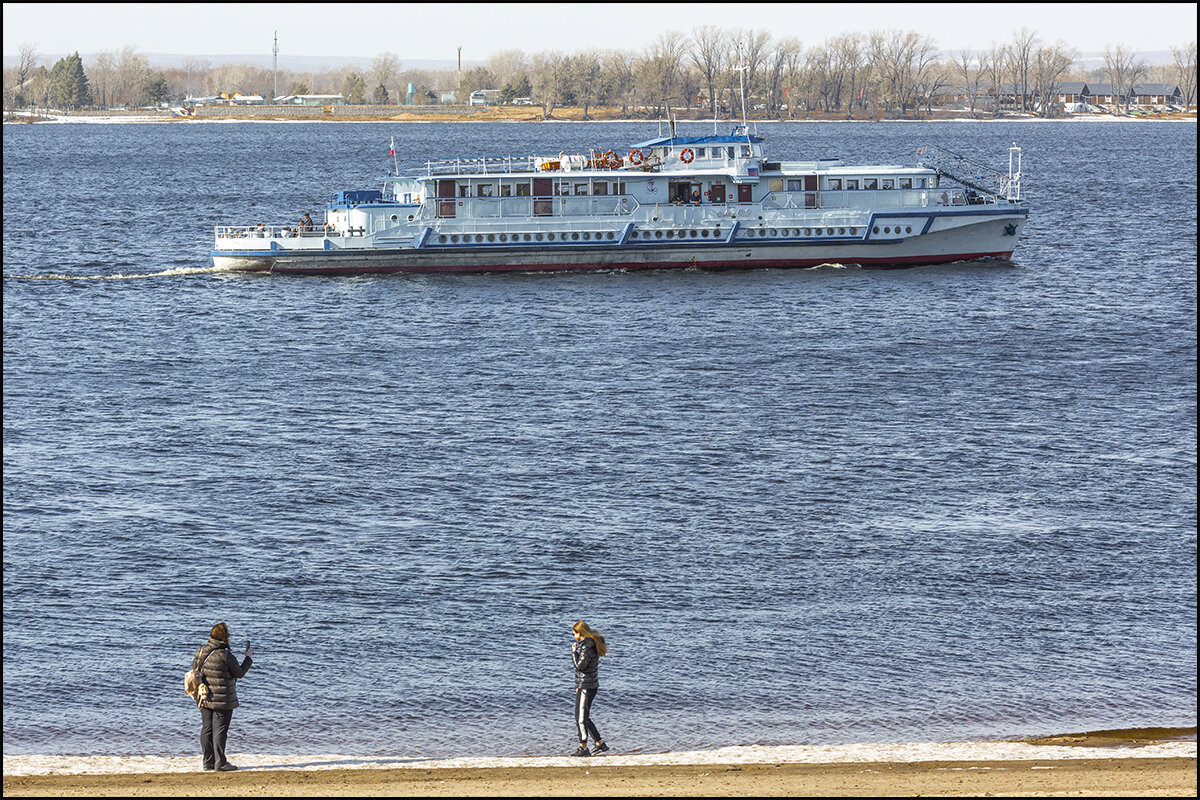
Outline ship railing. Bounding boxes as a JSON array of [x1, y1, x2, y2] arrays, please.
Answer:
[[215, 224, 346, 240], [406, 154, 547, 177], [761, 189, 938, 211], [425, 195, 638, 219], [915, 144, 1013, 200]]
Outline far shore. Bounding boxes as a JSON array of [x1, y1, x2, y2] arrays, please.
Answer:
[[4, 727, 1195, 797], [4, 106, 1196, 125]]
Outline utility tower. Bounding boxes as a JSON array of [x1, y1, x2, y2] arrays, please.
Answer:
[[273, 31, 278, 103]]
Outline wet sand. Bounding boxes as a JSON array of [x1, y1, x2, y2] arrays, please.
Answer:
[[4, 728, 1195, 797]]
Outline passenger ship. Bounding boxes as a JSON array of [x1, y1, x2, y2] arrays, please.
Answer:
[[211, 126, 1027, 275]]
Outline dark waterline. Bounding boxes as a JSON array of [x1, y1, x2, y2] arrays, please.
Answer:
[[2, 120, 1196, 758]]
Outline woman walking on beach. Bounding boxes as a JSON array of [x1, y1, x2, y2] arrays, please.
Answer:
[[192, 622, 252, 772], [570, 620, 609, 756]]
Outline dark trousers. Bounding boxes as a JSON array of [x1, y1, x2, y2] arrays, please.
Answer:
[[200, 707, 233, 769], [574, 687, 601, 744]]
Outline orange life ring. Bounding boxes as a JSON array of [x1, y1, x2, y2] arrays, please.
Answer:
[[680, 147, 695, 164], [629, 149, 644, 165]]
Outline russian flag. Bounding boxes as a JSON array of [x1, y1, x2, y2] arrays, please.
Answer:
[[747, 166, 758, 177]]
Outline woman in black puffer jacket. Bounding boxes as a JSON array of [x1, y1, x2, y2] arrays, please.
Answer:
[[192, 622, 252, 771], [570, 620, 609, 757]]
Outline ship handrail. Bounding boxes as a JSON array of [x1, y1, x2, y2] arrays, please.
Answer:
[[915, 144, 1016, 200]]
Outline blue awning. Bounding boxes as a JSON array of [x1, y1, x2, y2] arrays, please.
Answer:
[[630, 134, 764, 148]]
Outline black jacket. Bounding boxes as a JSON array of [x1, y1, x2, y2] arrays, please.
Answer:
[[572, 637, 599, 690], [193, 637, 252, 710]]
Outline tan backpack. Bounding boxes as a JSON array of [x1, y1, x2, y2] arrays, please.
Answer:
[[184, 647, 217, 708]]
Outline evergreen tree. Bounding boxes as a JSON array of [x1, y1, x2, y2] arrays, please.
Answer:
[[48, 52, 93, 109], [373, 82, 389, 104], [291, 81, 309, 96], [143, 72, 169, 105], [342, 72, 366, 104]]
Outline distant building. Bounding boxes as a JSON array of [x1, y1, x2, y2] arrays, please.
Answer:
[[440, 91, 458, 104], [273, 94, 347, 106], [468, 89, 501, 106]]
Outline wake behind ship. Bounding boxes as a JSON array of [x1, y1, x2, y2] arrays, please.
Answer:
[[212, 127, 1027, 275]]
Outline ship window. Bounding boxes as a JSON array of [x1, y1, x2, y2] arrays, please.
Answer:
[[499, 234, 507, 241], [769, 178, 784, 192], [614, 181, 625, 194], [741, 145, 751, 157], [899, 177, 912, 189], [846, 179, 858, 190], [906, 226, 913, 233], [873, 227, 879, 234], [827, 178, 842, 190], [815, 228, 822, 236], [593, 181, 608, 195], [516, 182, 532, 196], [524, 234, 531, 241], [451, 234, 460, 242], [536, 233, 544, 241], [607, 232, 614, 240], [849, 228, 856, 235], [697, 147, 706, 157], [557, 183, 569, 195], [478, 184, 494, 197], [575, 183, 588, 195], [439, 235, 447, 243], [882, 179, 894, 190], [838, 228, 845, 235], [475, 234, 484, 242], [915, 178, 925, 188], [884, 227, 891, 233], [805, 228, 812, 236], [787, 179, 802, 191], [690, 230, 698, 237], [390, 214, 398, 222], [727, 147, 734, 158], [458, 183, 470, 197], [487, 234, 495, 241], [500, 184, 512, 197], [701, 229, 709, 237], [713, 228, 721, 237], [863, 178, 878, 189], [827, 228, 834, 235], [548, 233, 556, 240]]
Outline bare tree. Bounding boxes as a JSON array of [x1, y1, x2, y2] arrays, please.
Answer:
[[831, 33, 865, 117], [689, 25, 728, 115], [1030, 42, 1075, 116], [1102, 43, 1147, 114], [601, 49, 637, 115], [637, 31, 687, 116], [370, 52, 400, 104], [570, 50, 603, 119], [766, 36, 802, 118], [953, 49, 983, 117], [1008, 28, 1040, 112], [1171, 41, 1197, 108], [983, 42, 1009, 115], [531, 50, 570, 117]]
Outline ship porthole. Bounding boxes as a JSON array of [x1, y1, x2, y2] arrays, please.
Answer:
[[906, 226, 913, 233], [873, 227, 879, 234], [838, 228, 846, 235], [408, 215, 415, 222], [499, 234, 507, 242], [439, 235, 447, 243], [548, 233, 556, 240], [884, 227, 891, 234], [572, 232, 580, 240], [391, 214, 398, 222], [607, 232, 615, 240], [487, 234, 495, 242], [451, 234, 459, 242], [701, 229, 709, 237], [770, 228, 777, 236], [805, 228, 812, 236], [524, 234, 532, 241], [536, 233, 544, 241], [713, 228, 721, 237], [815, 229, 822, 236], [849, 228, 856, 235], [655, 231, 663, 239], [827, 228, 834, 235], [582, 232, 590, 240]]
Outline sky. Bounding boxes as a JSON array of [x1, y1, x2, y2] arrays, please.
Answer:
[[3, 2, 1195, 61]]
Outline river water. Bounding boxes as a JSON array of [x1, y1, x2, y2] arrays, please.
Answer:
[[2, 119, 1195, 759]]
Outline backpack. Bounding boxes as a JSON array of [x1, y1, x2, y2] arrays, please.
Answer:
[[185, 647, 218, 708]]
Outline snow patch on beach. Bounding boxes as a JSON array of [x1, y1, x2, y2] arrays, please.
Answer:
[[4, 739, 1195, 777]]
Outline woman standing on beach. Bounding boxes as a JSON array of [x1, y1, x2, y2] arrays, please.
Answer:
[[570, 620, 609, 756], [192, 622, 252, 772]]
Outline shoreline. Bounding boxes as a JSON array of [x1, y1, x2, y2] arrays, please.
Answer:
[[4, 111, 1196, 125], [4, 728, 1195, 796]]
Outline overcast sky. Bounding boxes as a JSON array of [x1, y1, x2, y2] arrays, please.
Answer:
[[4, 2, 1195, 60]]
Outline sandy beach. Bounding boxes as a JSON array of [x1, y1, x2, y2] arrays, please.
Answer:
[[4, 728, 1195, 797]]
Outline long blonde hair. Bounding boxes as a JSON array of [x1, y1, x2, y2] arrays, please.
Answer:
[[573, 620, 607, 657]]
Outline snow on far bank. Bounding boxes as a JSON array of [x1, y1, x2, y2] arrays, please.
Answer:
[[4, 738, 1195, 777]]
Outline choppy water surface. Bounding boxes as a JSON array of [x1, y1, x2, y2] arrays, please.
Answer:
[[2, 120, 1196, 758]]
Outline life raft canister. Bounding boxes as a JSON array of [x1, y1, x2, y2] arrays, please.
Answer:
[[679, 147, 695, 164]]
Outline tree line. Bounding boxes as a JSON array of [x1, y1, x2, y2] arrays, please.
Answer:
[[4, 29, 1197, 117]]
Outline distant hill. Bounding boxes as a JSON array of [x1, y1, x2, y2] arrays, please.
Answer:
[[2, 52, 483, 72]]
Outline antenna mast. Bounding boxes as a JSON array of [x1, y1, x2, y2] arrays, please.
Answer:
[[272, 31, 278, 103]]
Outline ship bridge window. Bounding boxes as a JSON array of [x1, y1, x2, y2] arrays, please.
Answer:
[[915, 178, 926, 188], [899, 177, 913, 189], [863, 178, 878, 189], [827, 178, 842, 190], [846, 179, 859, 190], [594, 181, 609, 195], [727, 146, 734, 158], [787, 179, 802, 191], [882, 178, 895, 190], [741, 145, 751, 157]]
